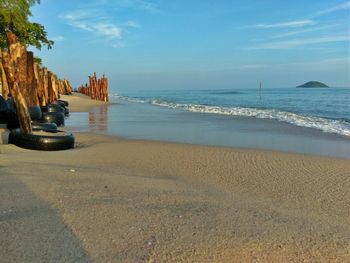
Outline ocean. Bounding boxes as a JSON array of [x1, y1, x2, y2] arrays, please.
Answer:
[[66, 87, 350, 158], [113, 87, 350, 137]]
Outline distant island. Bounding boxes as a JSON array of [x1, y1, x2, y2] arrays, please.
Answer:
[[297, 81, 329, 88]]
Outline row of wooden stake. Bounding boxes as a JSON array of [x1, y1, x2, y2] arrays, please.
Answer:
[[0, 32, 73, 133], [78, 72, 108, 102]]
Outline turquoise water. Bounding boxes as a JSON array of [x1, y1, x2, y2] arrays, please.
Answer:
[[112, 87, 350, 136]]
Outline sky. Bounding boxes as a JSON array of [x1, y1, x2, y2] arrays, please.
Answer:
[[30, 0, 350, 91]]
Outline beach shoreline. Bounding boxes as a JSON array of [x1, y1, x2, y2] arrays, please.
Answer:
[[65, 96, 350, 159], [1, 93, 349, 262]]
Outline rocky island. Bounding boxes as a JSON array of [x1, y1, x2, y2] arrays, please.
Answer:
[[297, 81, 329, 88]]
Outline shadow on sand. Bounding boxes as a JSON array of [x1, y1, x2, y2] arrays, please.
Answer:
[[0, 172, 90, 263]]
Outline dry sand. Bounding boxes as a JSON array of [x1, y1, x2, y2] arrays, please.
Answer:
[[60, 93, 109, 112], [0, 94, 349, 262]]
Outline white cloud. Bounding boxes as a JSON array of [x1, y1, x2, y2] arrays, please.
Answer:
[[247, 2, 350, 51], [255, 20, 315, 29], [124, 21, 141, 28], [61, 11, 122, 39], [310, 1, 350, 18], [268, 25, 338, 39], [120, 0, 160, 13], [247, 35, 350, 50], [81, 0, 160, 14], [253, 2, 349, 31], [59, 1, 151, 47], [51, 36, 65, 42], [94, 23, 122, 38]]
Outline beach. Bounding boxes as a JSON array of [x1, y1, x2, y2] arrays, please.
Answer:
[[1, 94, 350, 262]]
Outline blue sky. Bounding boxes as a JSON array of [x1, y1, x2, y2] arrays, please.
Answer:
[[30, 0, 350, 91]]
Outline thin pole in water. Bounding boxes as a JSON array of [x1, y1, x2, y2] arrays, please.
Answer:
[[259, 81, 262, 100]]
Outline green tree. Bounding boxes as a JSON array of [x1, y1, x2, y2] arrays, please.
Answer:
[[0, 0, 53, 49]]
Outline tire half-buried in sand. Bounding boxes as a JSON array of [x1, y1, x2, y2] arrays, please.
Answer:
[[41, 104, 69, 116], [39, 112, 65, 126], [28, 106, 42, 120], [57, 99, 69, 107], [0, 95, 8, 124], [31, 121, 58, 132], [41, 104, 65, 113], [9, 129, 74, 151]]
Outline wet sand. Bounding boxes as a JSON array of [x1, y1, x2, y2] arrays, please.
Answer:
[[0, 94, 349, 262]]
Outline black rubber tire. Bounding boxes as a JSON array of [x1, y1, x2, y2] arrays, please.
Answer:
[[6, 98, 16, 110], [0, 95, 8, 110], [42, 104, 69, 116], [0, 111, 6, 124], [32, 121, 58, 132], [0, 95, 8, 124], [9, 129, 75, 151], [57, 99, 69, 107], [64, 107, 69, 116], [5, 109, 20, 130], [29, 106, 42, 120], [39, 112, 65, 126], [41, 104, 65, 113]]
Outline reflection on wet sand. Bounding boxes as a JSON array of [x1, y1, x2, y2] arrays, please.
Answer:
[[88, 105, 108, 132]]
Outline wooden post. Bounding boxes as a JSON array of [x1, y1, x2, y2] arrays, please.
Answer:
[[97, 78, 101, 100], [78, 73, 109, 101], [47, 71, 55, 104], [102, 75, 108, 102], [1, 32, 75, 124], [34, 63, 46, 106], [88, 77, 92, 98], [42, 67, 49, 105], [51, 74, 59, 101], [11, 39, 30, 107], [4, 32, 32, 134], [26, 51, 39, 106], [65, 79, 72, 94], [57, 79, 63, 95], [0, 51, 10, 99], [63, 79, 69, 94]]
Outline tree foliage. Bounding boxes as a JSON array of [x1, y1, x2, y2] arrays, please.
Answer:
[[33, 56, 42, 65], [0, 0, 53, 49]]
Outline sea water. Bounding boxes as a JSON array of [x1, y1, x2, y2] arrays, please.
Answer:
[[66, 87, 350, 157], [112, 87, 350, 137]]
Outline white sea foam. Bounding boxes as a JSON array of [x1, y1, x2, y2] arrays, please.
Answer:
[[110, 94, 146, 104], [111, 94, 350, 137]]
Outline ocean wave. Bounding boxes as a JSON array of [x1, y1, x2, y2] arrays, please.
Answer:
[[111, 94, 350, 137], [110, 94, 147, 104]]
